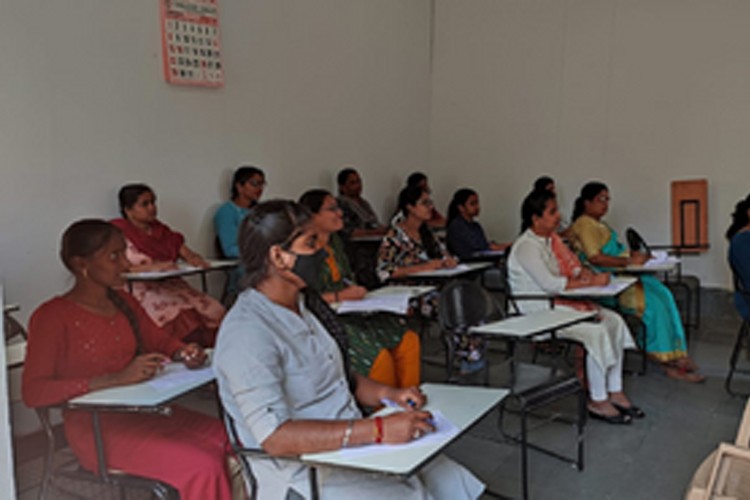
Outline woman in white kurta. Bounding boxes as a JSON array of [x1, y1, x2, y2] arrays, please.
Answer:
[[508, 189, 643, 424], [214, 199, 484, 500]]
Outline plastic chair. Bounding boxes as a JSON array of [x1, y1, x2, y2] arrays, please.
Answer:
[[4, 308, 26, 342], [438, 280, 586, 500], [35, 407, 178, 500], [725, 262, 750, 397], [222, 410, 319, 500]]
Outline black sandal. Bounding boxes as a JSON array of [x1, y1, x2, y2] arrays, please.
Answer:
[[612, 402, 646, 419], [588, 409, 632, 425]]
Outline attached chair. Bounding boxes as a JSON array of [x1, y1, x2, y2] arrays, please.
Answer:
[[437, 280, 586, 500], [35, 406, 178, 500]]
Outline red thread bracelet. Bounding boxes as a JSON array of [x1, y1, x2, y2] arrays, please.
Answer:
[[374, 416, 384, 444]]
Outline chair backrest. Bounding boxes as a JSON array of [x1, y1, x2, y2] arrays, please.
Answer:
[[4, 311, 27, 342], [625, 227, 652, 255], [215, 236, 228, 260], [438, 280, 505, 335], [729, 257, 750, 316]]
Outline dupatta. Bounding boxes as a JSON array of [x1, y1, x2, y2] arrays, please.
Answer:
[[111, 218, 184, 262], [550, 233, 597, 312]]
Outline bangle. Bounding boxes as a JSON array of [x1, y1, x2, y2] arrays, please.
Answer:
[[341, 419, 354, 448], [374, 416, 384, 444]]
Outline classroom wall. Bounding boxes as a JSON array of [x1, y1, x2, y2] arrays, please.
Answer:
[[0, 0, 432, 319], [430, 0, 750, 287]]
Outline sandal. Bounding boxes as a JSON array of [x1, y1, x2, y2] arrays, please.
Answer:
[[665, 366, 706, 383], [588, 408, 632, 425], [612, 402, 646, 419], [671, 357, 699, 373]]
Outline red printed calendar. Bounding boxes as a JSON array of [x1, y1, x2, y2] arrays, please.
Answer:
[[160, 0, 224, 87]]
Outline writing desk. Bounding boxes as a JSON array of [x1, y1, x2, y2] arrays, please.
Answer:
[[2, 304, 20, 314], [470, 309, 597, 339], [513, 276, 637, 300], [349, 234, 384, 244], [402, 261, 492, 280], [624, 256, 680, 274], [5, 340, 26, 369], [123, 259, 238, 293], [301, 383, 508, 477], [333, 285, 435, 315]]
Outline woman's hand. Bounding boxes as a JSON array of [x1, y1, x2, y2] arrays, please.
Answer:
[[628, 252, 649, 266], [185, 255, 210, 269], [441, 257, 458, 269], [149, 261, 179, 271], [420, 260, 445, 272], [385, 386, 427, 410], [175, 343, 207, 369], [339, 285, 368, 301], [590, 273, 611, 286], [382, 411, 435, 443], [116, 353, 170, 385]]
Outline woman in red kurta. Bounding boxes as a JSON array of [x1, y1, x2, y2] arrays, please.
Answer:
[[111, 183, 225, 346], [22, 219, 232, 500]]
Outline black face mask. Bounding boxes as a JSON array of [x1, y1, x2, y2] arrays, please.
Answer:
[[290, 248, 326, 290]]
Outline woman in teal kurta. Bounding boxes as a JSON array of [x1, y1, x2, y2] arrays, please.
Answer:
[[299, 189, 421, 388], [568, 181, 704, 382]]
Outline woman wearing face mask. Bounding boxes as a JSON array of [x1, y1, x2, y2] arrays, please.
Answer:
[[445, 188, 508, 260], [111, 183, 225, 346], [299, 189, 420, 388], [568, 181, 703, 383], [214, 199, 484, 499], [508, 190, 642, 424]]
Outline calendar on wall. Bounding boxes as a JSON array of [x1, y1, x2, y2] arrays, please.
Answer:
[[160, 0, 224, 87]]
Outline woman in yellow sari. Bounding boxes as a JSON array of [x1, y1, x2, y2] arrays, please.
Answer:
[[568, 182, 703, 383]]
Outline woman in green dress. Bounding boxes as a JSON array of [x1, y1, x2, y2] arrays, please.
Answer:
[[299, 189, 421, 388]]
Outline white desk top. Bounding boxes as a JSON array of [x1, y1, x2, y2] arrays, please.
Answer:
[[333, 285, 436, 315], [68, 360, 215, 408], [301, 383, 508, 476], [123, 259, 238, 281], [518, 276, 637, 299], [5, 341, 26, 369], [2, 304, 20, 314], [470, 309, 597, 338], [406, 261, 491, 279], [624, 257, 680, 273]]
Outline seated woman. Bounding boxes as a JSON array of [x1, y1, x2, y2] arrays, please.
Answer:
[[214, 200, 484, 499], [22, 219, 232, 500], [533, 175, 572, 237], [568, 181, 704, 382], [445, 188, 508, 260], [727, 193, 750, 318], [111, 184, 225, 346], [214, 166, 266, 297], [336, 167, 386, 237], [299, 189, 420, 388], [391, 172, 446, 228], [214, 165, 266, 258], [508, 190, 642, 424]]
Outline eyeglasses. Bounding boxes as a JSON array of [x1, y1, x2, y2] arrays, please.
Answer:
[[248, 179, 266, 188], [596, 195, 610, 203], [418, 199, 434, 208], [322, 204, 342, 213]]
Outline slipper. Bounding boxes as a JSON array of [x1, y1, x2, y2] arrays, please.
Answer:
[[612, 402, 646, 419], [588, 408, 632, 425], [665, 366, 706, 383]]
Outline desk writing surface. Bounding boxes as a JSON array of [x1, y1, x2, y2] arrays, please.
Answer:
[[332, 286, 436, 315], [69, 360, 214, 407], [123, 259, 238, 281], [560, 276, 637, 297], [624, 256, 680, 273], [301, 383, 508, 475], [2, 304, 20, 314], [407, 262, 491, 279], [470, 310, 597, 338]]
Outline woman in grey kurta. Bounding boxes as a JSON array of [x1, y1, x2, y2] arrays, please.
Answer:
[[214, 199, 484, 500]]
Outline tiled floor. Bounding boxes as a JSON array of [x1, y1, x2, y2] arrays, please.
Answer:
[[12, 288, 750, 499]]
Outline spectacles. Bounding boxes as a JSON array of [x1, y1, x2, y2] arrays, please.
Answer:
[[248, 179, 266, 188], [418, 199, 434, 208], [596, 195, 610, 203], [322, 204, 342, 213]]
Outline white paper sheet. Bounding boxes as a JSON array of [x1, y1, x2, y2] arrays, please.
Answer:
[[146, 362, 214, 391]]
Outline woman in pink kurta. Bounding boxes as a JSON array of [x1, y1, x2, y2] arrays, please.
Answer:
[[22, 219, 232, 500], [111, 183, 225, 346]]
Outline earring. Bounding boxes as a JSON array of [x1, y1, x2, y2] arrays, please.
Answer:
[[82, 268, 89, 279]]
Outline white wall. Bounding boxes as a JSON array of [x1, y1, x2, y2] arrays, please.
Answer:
[[430, 0, 750, 287], [0, 0, 432, 319]]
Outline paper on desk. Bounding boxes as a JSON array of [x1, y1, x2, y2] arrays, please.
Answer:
[[147, 362, 214, 391], [337, 293, 412, 315], [335, 410, 459, 459], [643, 251, 679, 268]]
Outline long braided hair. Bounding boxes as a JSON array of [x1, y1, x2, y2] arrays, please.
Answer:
[[238, 200, 356, 390], [60, 219, 144, 353]]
